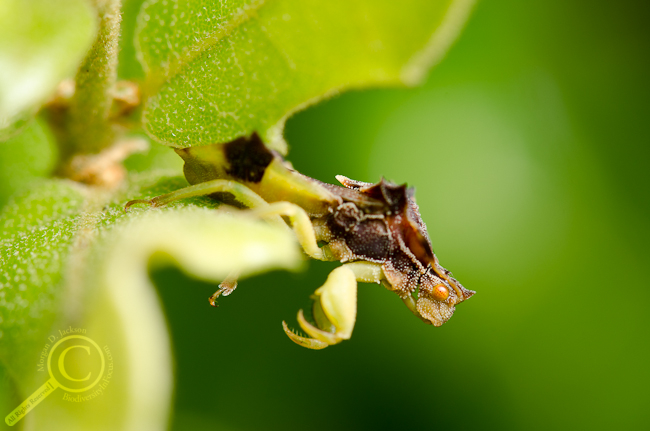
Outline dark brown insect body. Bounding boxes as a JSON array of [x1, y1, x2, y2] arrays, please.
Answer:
[[318, 176, 475, 326]]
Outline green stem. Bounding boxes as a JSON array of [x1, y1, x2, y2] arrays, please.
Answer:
[[66, 0, 122, 157]]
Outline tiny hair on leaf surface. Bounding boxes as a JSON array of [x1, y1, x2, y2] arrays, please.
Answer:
[[136, 0, 474, 152]]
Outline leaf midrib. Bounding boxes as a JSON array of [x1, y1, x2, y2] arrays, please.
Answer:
[[140, 0, 269, 96]]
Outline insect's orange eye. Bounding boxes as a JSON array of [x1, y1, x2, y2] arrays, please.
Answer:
[[432, 284, 449, 301]]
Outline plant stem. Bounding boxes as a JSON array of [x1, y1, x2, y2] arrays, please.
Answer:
[[66, 0, 122, 158]]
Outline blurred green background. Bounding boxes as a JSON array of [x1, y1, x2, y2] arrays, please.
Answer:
[[144, 0, 650, 430]]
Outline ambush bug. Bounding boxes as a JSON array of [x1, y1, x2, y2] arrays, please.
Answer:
[[126, 133, 475, 349]]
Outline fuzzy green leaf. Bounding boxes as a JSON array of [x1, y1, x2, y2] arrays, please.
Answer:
[[136, 0, 474, 152], [0, 172, 302, 430], [0, 0, 96, 133], [0, 118, 58, 208]]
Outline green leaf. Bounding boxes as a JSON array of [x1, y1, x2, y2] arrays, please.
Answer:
[[0, 118, 58, 208], [0, 172, 302, 430], [0, 181, 87, 384], [136, 0, 474, 152], [0, 0, 96, 131]]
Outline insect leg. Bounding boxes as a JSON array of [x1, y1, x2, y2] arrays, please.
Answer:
[[247, 202, 332, 261], [282, 262, 385, 350], [125, 179, 269, 211], [126, 181, 329, 260], [342, 261, 385, 284], [208, 269, 240, 307], [348, 261, 431, 324], [344, 262, 432, 324], [125, 180, 293, 305]]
